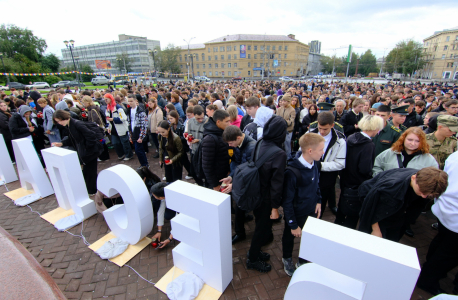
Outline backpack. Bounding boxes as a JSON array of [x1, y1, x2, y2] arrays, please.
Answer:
[[232, 139, 281, 211], [192, 134, 217, 180], [84, 121, 106, 141]]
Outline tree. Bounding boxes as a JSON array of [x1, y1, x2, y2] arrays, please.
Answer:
[[358, 49, 377, 76], [80, 64, 96, 82], [320, 55, 335, 74], [114, 53, 134, 73], [0, 24, 47, 62], [40, 53, 60, 72], [157, 44, 181, 74], [384, 39, 425, 76]]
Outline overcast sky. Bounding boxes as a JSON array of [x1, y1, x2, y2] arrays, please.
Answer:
[[2, 0, 457, 59]]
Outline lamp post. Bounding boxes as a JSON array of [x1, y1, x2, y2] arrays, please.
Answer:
[[183, 37, 195, 81], [0, 53, 9, 85], [187, 54, 197, 80], [64, 40, 80, 86], [74, 56, 81, 84], [148, 49, 158, 78]]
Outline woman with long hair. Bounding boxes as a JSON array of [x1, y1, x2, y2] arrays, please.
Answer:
[[167, 111, 192, 179], [147, 96, 163, 158], [227, 105, 243, 128], [276, 95, 296, 155], [157, 120, 183, 183], [82, 96, 110, 161], [104, 93, 133, 160], [299, 104, 318, 136], [0, 100, 14, 163]]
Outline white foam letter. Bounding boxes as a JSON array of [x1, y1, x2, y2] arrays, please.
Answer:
[[42, 147, 96, 221], [12, 138, 54, 203], [284, 218, 420, 300], [165, 181, 232, 293], [0, 134, 17, 184], [97, 165, 153, 245]]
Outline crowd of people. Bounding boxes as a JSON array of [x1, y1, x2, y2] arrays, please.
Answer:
[[1, 78, 458, 296]]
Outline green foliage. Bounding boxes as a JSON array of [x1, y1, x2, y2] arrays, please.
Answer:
[[158, 44, 181, 74], [114, 53, 134, 73], [384, 39, 425, 75], [320, 55, 336, 74], [40, 53, 60, 72], [357, 50, 378, 76], [0, 24, 47, 62], [59, 66, 78, 81], [80, 64, 96, 81], [43, 75, 61, 85]]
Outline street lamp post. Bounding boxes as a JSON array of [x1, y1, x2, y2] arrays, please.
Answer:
[[187, 54, 197, 80], [64, 40, 80, 86], [0, 53, 9, 85], [183, 37, 195, 81], [74, 56, 82, 85]]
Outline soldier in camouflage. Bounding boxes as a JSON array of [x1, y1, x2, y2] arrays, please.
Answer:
[[426, 115, 458, 170]]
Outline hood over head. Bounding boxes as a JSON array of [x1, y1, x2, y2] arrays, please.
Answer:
[[347, 132, 372, 147], [254, 107, 274, 128], [29, 91, 41, 101], [19, 105, 32, 117], [55, 101, 68, 111], [262, 115, 287, 147]]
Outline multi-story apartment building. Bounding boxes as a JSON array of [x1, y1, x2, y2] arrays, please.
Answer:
[[178, 34, 309, 79], [61, 34, 160, 74], [422, 27, 458, 80]]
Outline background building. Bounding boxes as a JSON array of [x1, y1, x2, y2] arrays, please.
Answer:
[[178, 34, 309, 79], [61, 34, 160, 74], [422, 27, 458, 80], [306, 40, 322, 75], [308, 40, 321, 55]]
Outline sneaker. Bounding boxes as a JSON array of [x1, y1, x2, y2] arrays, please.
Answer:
[[295, 260, 307, 269], [118, 155, 125, 160], [123, 156, 133, 161], [185, 175, 193, 180], [12, 162, 16, 165], [282, 257, 296, 277], [163, 177, 166, 181], [246, 259, 271, 273], [431, 222, 438, 230], [247, 250, 270, 262], [97, 158, 102, 162], [89, 193, 96, 196]]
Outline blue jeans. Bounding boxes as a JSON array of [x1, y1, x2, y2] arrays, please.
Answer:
[[47, 126, 61, 144], [134, 140, 148, 166], [111, 134, 133, 158], [284, 131, 292, 156]]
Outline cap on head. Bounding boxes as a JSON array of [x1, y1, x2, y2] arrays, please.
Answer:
[[438, 115, 458, 132], [317, 102, 335, 112], [391, 105, 410, 115]]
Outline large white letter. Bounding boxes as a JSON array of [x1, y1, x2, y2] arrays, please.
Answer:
[[284, 218, 420, 300], [165, 181, 232, 293], [41, 147, 96, 220], [12, 138, 54, 203], [0, 134, 17, 184], [97, 165, 153, 245]]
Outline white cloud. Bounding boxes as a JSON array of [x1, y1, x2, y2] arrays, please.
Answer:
[[1, 0, 457, 60]]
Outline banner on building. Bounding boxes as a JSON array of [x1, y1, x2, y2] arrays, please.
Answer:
[[273, 60, 279, 67], [95, 60, 112, 69], [240, 45, 246, 58]]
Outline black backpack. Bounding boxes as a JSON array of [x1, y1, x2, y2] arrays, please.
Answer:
[[84, 121, 105, 141], [192, 134, 217, 180], [232, 139, 280, 211]]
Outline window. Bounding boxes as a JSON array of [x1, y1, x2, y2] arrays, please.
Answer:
[[272, 46, 276, 51], [446, 36, 450, 42], [248, 62, 251, 67], [254, 54, 257, 59], [208, 48, 210, 52], [284, 62, 287, 67], [228, 63, 231, 68], [196, 64, 199, 69], [180, 65, 183, 69], [221, 63, 225, 68], [248, 54, 251, 59], [442, 54, 446, 59], [221, 55, 224, 60], [279, 46, 282, 51], [208, 56, 211, 61], [197, 72, 200, 76], [209, 71, 212, 76], [254, 46, 258, 51], [213, 47, 218, 52], [254, 63, 257, 67], [443, 71, 451, 79], [195, 55, 198, 61], [447, 62, 454, 67], [202, 53, 205, 61], [248, 45, 251, 50], [261, 54, 264, 59], [260, 46, 264, 51], [248, 71, 251, 76], [233, 46, 236, 51], [234, 54, 237, 59], [228, 71, 232, 76], [284, 54, 287, 59], [209, 63, 212, 68], [451, 54, 454, 58], [456, 35, 458, 41], [220, 46, 224, 51], [234, 63, 237, 68], [227, 46, 231, 51], [261, 63, 264, 67], [285, 46, 288, 51], [202, 64, 205, 68], [215, 71, 218, 76], [215, 55, 218, 60], [215, 63, 218, 68], [266, 46, 270, 51], [444, 45, 448, 50], [203, 71, 206, 76], [179, 56, 182, 62], [284, 70, 286, 75]]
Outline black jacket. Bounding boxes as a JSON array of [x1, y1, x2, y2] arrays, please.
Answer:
[[201, 117, 230, 188], [403, 110, 423, 128], [9, 112, 36, 140], [341, 132, 375, 189], [340, 110, 363, 137], [257, 115, 287, 209], [300, 113, 317, 136], [230, 134, 256, 177], [240, 114, 253, 131], [333, 110, 347, 123], [0, 110, 12, 141], [358, 168, 418, 234], [61, 118, 103, 165]]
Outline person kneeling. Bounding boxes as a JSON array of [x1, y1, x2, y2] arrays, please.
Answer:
[[282, 133, 324, 276]]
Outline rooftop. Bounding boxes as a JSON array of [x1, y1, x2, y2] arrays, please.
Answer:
[[178, 44, 206, 50], [206, 34, 297, 43]]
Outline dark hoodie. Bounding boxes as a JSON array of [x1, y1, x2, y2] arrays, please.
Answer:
[[258, 115, 287, 209], [341, 132, 375, 189], [283, 157, 321, 229], [424, 114, 439, 134], [29, 91, 42, 112], [201, 117, 230, 188]]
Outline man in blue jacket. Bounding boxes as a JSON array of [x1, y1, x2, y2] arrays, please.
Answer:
[[282, 132, 324, 277]]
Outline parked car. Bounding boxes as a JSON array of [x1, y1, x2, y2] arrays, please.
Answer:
[[195, 76, 211, 82], [26, 82, 50, 89], [52, 81, 71, 88], [0, 85, 9, 91], [66, 81, 86, 87], [7, 82, 26, 90], [91, 76, 110, 85], [279, 76, 294, 82], [232, 76, 242, 81]]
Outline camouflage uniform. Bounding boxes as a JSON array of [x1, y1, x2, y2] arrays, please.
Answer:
[[426, 133, 457, 170]]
